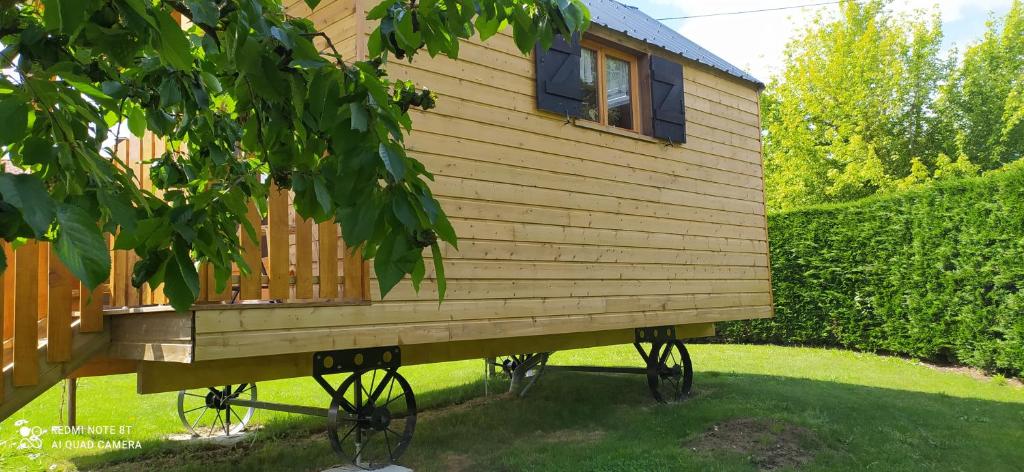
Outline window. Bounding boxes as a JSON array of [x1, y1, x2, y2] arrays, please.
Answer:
[[578, 41, 640, 132], [534, 34, 686, 143]]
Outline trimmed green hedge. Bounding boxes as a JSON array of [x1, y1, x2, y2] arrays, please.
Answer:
[[718, 163, 1024, 376]]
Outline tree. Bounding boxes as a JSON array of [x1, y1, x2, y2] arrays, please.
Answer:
[[0, 0, 589, 310], [760, 0, 948, 210], [936, 0, 1024, 171]]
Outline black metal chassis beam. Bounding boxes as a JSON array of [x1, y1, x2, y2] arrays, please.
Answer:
[[222, 346, 404, 419], [544, 365, 647, 375], [225, 398, 330, 418], [545, 325, 679, 373]]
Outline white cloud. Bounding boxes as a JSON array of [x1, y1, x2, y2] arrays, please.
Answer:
[[634, 0, 1012, 83]]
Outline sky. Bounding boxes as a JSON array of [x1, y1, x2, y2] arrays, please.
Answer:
[[616, 0, 1015, 83]]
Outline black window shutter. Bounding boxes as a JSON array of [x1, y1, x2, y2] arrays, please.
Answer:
[[534, 34, 582, 117], [650, 55, 686, 143]]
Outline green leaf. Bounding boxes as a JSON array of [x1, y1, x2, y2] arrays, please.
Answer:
[[20, 137, 58, 166], [101, 81, 127, 99], [146, 109, 175, 135], [368, 29, 385, 57], [54, 204, 111, 291], [159, 76, 183, 108], [270, 26, 294, 50], [378, 142, 406, 181], [42, 0, 90, 36], [512, 21, 535, 54], [115, 217, 171, 251], [432, 209, 457, 248], [395, 12, 422, 50], [162, 253, 195, 312], [304, 0, 322, 10], [119, 0, 158, 29], [350, 102, 369, 132], [391, 195, 417, 229], [241, 116, 260, 151], [366, 0, 394, 19], [0, 95, 28, 146], [475, 17, 504, 41], [313, 177, 333, 217], [173, 239, 200, 300], [410, 257, 425, 291], [340, 198, 381, 247], [431, 243, 446, 301], [374, 232, 414, 297], [131, 251, 166, 289], [127, 106, 147, 136], [199, 71, 222, 93], [186, 0, 220, 26], [0, 174, 56, 237], [98, 190, 138, 232], [154, 10, 194, 70]]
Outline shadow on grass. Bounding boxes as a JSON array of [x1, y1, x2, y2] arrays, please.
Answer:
[[73, 371, 1024, 472]]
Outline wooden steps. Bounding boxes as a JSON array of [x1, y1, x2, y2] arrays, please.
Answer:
[[0, 321, 110, 422], [0, 241, 113, 423]]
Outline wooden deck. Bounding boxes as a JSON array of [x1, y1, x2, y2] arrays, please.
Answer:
[[133, 321, 717, 393]]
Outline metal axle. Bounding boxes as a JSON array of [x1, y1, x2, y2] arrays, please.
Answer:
[[544, 365, 648, 375], [226, 398, 330, 418]]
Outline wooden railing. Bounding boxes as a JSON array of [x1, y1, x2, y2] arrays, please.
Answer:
[[107, 133, 370, 308], [0, 133, 370, 417], [0, 240, 106, 398], [189, 186, 370, 305]]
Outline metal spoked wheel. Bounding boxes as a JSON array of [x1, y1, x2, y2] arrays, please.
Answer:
[[327, 368, 417, 470], [177, 383, 258, 437], [647, 341, 693, 403]]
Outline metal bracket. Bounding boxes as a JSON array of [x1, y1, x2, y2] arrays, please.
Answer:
[[635, 326, 677, 344], [313, 346, 402, 376]]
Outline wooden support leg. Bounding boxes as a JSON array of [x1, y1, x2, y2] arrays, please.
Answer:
[[67, 378, 77, 428]]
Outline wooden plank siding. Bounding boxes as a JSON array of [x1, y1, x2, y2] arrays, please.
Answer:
[[190, 0, 772, 362]]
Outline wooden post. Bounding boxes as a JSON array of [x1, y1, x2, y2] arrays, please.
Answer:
[[1, 242, 12, 341], [47, 250, 74, 363], [0, 243, 6, 403], [294, 217, 314, 299], [36, 244, 48, 321], [139, 134, 153, 305], [267, 185, 290, 300], [13, 241, 40, 387], [239, 201, 263, 300], [317, 221, 338, 299], [67, 378, 77, 428], [79, 282, 103, 333], [342, 241, 366, 302]]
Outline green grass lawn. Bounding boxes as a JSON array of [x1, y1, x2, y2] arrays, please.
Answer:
[[1, 344, 1021, 471]]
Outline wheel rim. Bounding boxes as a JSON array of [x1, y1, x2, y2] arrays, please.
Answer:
[[496, 353, 550, 397], [177, 383, 257, 437], [499, 354, 554, 379], [328, 369, 417, 469], [647, 341, 693, 403], [497, 354, 528, 378]]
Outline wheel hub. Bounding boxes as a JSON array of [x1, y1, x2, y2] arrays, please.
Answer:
[[501, 358, 520, 377], [659, 364, 682, 380], [356, 404, 393, 431], [203, 388, 235, 411], [369, 406, 392, 431], [204, 390, 224, 410]]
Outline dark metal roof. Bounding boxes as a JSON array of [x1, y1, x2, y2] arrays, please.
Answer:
[[582, 0, 764, 88]]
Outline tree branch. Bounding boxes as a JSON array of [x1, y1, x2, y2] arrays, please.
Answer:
[[164, 0, 222, 46], [300, 32, 347, 68]]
